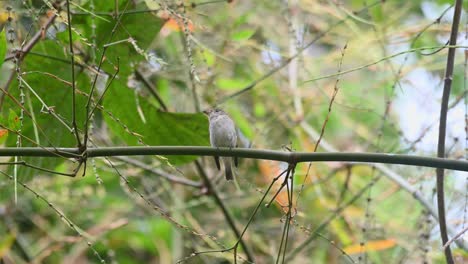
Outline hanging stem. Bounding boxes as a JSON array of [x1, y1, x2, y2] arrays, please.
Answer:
[[435, 1, 463, 263]]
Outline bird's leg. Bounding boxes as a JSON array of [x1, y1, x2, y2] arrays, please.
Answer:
[[214, 147, 221, 170], [231, 145, 238, 167], [214, 156, 221, 170]]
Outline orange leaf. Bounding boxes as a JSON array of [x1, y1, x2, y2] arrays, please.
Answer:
[[258, 160, 282, 180], [161, 18, 194, 33], [344, 238, 397, 254], [0, 129, 7, 138], [258, 160, 296, 213]]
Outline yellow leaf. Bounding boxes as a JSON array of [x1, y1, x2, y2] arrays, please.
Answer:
[[0, 233, 15, 257], [344, 238, 397, 254]]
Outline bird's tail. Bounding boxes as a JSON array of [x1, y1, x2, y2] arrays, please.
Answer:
[[223, 157, 233, 181]]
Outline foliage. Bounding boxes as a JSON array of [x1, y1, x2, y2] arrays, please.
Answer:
[[0, 0, 467, 263]]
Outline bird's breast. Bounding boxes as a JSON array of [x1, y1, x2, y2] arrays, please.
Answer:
[[209, 117, 236, 147]]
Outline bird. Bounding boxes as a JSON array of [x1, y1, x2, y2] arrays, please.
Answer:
[[204, 108, 238, 180]]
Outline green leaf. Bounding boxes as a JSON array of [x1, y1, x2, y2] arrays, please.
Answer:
[[369, 4, 383, 22], [203, 51, 215, 67], [229, 108, 253, 139], [74, 0, 163, 79], [8, 109, 19, 131], [103, 80, 209, 164], [231, 29, 255, 42], [411, 33, 438, 59], [254, 102, 266, 117], [0, 233, 15, 256], [56, 25, 82, 44], [0, 29, 6, 69], [233, 13, 250, 28], [0, 128, 7, 145], [144, 0, 161, 10], [216, 78, 250, 90], [3, 41, 85, 177]]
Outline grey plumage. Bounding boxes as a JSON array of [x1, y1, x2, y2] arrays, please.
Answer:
[[205, 109, 237, 180]]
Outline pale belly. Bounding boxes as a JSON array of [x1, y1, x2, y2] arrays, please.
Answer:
[[210, 119, 236, 147]]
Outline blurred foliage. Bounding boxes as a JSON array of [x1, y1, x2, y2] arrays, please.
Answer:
[[0, 0, 467, 263]]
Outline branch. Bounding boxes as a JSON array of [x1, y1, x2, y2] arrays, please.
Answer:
[[194, 161, 255, 262], [113, 156, 202, 187], [0, 13, 58, 109], [65, 0, 82, 149], [0, 146, 468, 172], [285, 175, 382, 262], [134, 69, 168, 111], [436, 1, 463, 263], [443, 225, 468, 250], [217, 0, 382, 104], [3, 14, 57, 62]]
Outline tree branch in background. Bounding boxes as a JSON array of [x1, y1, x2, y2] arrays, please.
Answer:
[[300, 122, 468, 250], [217, 0, 381, 105], [3, 14, 57, 62], [114, 156, 202, 187], [134, 69, 168, 111], [436, 1, 463, 263], [443, 225, 468, 250]]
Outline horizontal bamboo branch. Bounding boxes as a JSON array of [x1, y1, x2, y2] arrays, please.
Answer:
[[1, 146, 467, 172]]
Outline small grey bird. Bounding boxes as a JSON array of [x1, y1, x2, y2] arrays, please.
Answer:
[[204, 109, 238, 180]]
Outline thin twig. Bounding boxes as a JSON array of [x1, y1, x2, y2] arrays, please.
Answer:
[[300, 122, 467, 250], [194, 161, 255, 262], [65, 0, 82, 149], [3, 14, 57, 62], [18, 77, 73, 131], [436, 1, 462, 263], [1, 161, 75, 177], [302, 45, 468, 84], [314, 43, 347, 152], [0, 85, 81, 160], [217, 0, 382, 105], [0, 170, 105, 262], [86, 59, 120, 122], [443, 225, 468, 249], [70, 0, 227, 16], [190, 168, 289, 263], [114, 156, 201, 187], [83, 1, 131, 148], [0, 12, 58, 109], [285, 176, 382, 262], [134, 69, 168, 111]]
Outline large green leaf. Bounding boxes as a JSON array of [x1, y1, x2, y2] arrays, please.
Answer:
[[2, 40, 87, 177], [79, 2, 208, 164], [79, 1, 164, 78], [103, 79, 209, 164]]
